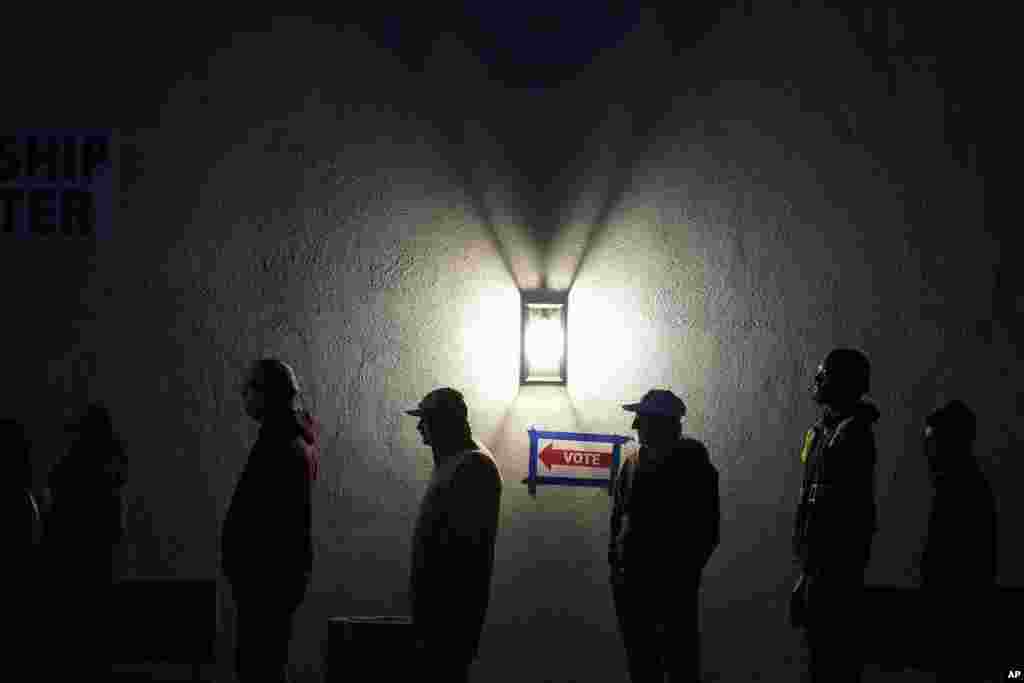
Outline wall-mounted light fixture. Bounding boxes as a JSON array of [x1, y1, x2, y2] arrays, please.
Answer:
[[521, 290, 568, 385]]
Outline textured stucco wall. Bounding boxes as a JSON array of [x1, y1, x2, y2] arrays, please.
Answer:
[[101, 21, 532, 680], [2, 7, 1014, 682], [548, 7, 1013, 680]]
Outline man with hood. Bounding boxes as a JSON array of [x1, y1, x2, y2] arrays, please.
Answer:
[[790, 348, 879, 682], [222, 358, 319, 683], [406, 387, 502, 683], [609, 388, 720, 682], [919, 399, 997, 681]]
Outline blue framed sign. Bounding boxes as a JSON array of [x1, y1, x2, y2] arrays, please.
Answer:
[[1, 129, 114, 241], [523, 427, 633, 496]]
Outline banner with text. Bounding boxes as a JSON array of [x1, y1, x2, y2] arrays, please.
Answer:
[[1, 130, 114, 241]]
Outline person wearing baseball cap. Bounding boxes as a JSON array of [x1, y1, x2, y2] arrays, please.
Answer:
[[405, 387, 470, 462], [405, 388, 502, 682], [609, 388, 720, 682]]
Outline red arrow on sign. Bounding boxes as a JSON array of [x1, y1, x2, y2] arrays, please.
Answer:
[[539, 443, 613, 470]]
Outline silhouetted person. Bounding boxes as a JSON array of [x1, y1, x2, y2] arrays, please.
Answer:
[[222, 359, 320, 683], [3, 418, 41, 672], [609, 389, 720, 682], [790, 348, 878, 682], [919, 400, 997, 681], [406, 388, 502, 683], [43, 401, 126, 675]]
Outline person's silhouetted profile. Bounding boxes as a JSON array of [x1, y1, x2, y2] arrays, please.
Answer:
[[222, 359, 319, 683], [43, 401, 126, 675], [790, 348, 878, 682], [406, 388, 502, 683], [609, 389, 720, 682], [919, 399, 997, 681]]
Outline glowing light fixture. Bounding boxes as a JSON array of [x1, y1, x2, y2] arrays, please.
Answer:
[[521, 290, 568, 385]]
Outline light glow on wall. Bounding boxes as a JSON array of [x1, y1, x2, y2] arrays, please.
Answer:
[[565, 286, 638, 402], [462, 287, 522, 404]]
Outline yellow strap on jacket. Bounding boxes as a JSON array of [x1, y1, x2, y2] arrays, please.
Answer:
[[800, 428, 817, 464]]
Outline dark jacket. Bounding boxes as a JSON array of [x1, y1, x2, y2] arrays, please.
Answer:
[[793, 400, 880, 578], [44, 434, 125, 578], [922, 458, 997, 589], [409, 444, 502, 661], [221, 409, 318, 591], [609, 437, 720, 587]]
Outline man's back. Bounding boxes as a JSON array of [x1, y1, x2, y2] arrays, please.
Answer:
[[610, 438, 720, 584], [923, 462, 997, 588], [222, 412, 315, 585]]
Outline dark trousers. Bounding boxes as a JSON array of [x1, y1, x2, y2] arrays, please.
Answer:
[[46, 571, 111, 678], [612, 578, 701, 683], [419, 647, 472, 683], [233, 579, 307, 683], [923, 588, 992, 682], [800, 576, 865, 683]]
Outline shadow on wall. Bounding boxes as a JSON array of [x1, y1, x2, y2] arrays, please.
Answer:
[[416, 32, 541, 293]]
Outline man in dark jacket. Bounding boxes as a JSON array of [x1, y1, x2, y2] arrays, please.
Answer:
[[222, 359, 319, 683], [919, 399, 997, 681], [406, 387, 502, 683], [609, 388, 720, 682], [791, 348, 879, 683]]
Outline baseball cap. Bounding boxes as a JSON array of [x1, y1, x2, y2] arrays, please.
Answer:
[[405, 387, 468, 420], [622, 389, 687, 418]]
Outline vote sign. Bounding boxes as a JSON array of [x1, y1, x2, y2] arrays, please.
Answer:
[[538, 442, 613, 473], [525, 427, 632, 495]]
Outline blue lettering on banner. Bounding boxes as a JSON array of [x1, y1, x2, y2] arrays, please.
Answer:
[[1, 130, 114, 241]]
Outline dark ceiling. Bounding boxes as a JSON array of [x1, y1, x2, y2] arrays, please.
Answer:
[[351, 3, 723, 89]]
